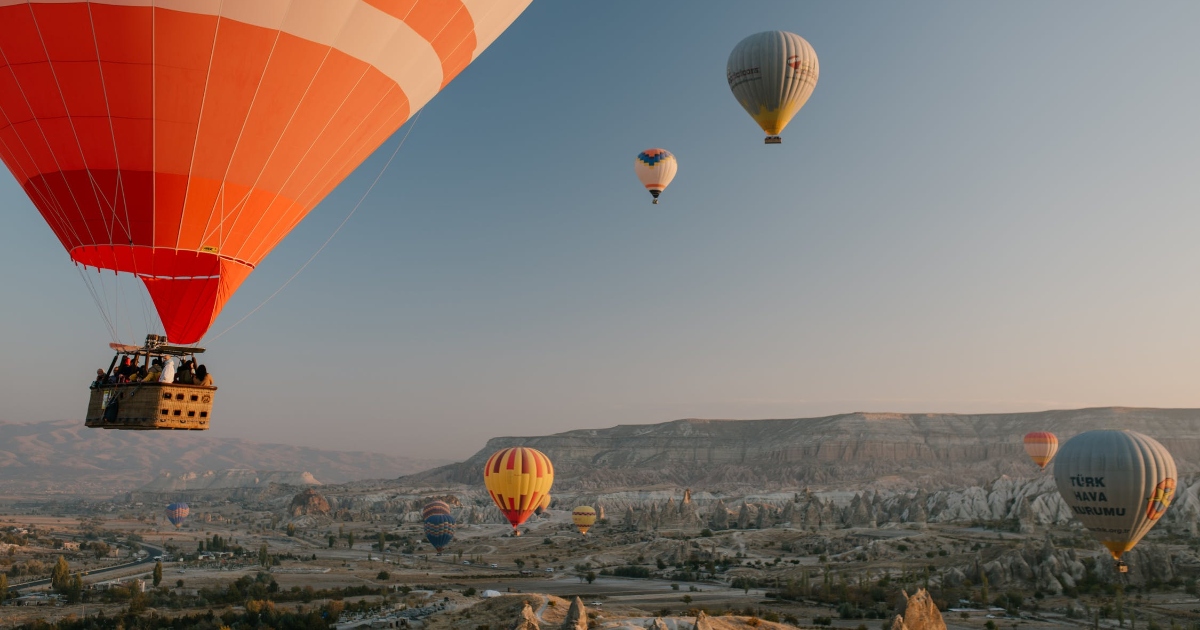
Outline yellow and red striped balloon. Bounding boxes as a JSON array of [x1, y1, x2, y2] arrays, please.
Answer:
[[483, 447, 553, 534], [572, 505, 597, 535], [1023, 431, 1059, 469], [0, 0, 531, 344]]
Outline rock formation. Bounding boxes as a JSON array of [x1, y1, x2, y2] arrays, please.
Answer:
[[561, 598, 587, 630], [289, 488, 331, 516], [888, 589, 946, 630], [645, 619, 669, 630], [690, 611, 714, 630], [511, 603, 539, 630]]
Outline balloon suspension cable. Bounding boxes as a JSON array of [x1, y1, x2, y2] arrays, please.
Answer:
[[205, 110, 422, 343]]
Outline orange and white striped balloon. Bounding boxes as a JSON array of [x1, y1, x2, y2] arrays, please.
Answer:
[[0, 0, 531, 344], [1024, 431, 1059, 469], [483, 447, 554, 534]]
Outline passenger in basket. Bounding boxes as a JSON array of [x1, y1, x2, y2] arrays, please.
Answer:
[[158, 356, 177, 384], [195, 364, 214, 387], [142, 358, 164, 382], [176, 359, 195, 385], [115, 356, 135, 382], [92, 368, 109, 387]]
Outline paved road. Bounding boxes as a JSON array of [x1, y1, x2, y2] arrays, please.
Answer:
[[12, 542, 164, 592]]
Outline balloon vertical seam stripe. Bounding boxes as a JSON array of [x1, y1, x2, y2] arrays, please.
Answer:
[[25, 2, 123, 255]]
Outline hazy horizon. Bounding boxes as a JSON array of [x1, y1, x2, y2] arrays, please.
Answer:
[[3, 2, 1200, 460]]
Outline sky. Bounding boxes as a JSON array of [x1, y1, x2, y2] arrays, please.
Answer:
[[2, 1, 1200, 461]]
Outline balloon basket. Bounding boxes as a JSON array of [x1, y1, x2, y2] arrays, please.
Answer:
[[86, 382, 215, 430], [1117, 561, 1128, 573], [764, 136, 782, 145]]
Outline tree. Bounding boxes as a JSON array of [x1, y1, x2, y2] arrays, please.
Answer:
[[980, 572, 990, 606], [92, 541, 111, 560], [286, 523, 296, 537], [378, 531, 387, 552], [328, 535, 336, 548], [64, 574, 83, 604], [347, 532, 355, 549], [259, 543, 270, 568], [586, 571, 596, 584], [153, 560, 163, 586], [51, 556, 70, 591], [0, 573, 7, 602], [681, 595, 693, 604]]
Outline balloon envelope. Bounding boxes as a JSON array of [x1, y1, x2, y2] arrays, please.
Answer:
[[534, 494, 551, 516], [483, 447, 554, 533], [422, 500, 452, 520], [726, 31, 819, 142], [572, 505, 597, 535], [1053, 430, 1177, 561], [634, 149, 677, 203], [1023, 431, 1059, 469], [423, 512, 456, 552], [0, 0, 532, 343], [166, 502, 190, 528]]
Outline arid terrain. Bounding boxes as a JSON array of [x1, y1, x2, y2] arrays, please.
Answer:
[[2, 408, 1199, 629]]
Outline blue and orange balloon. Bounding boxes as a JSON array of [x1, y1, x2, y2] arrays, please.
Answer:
[[423, 513, 456, 553], [166, 503, 190, 528], [634, 149, 678, 204]]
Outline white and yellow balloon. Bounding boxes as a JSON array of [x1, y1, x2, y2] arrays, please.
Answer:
[[727, 31, 819, 144], [1053, 430, 1177, 572], [634, 149, 677, 204]]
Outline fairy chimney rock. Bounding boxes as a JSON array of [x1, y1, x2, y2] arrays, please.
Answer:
[[889, 589, 946, 630], [561, 597, 587, 630], [511, 603, 540, 630]]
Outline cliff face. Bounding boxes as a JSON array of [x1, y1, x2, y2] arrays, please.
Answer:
[[138, 469, 320, 492], [407, 407, 1200, 491]]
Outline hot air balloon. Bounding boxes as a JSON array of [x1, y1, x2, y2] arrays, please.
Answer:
[[534, 494, 552, 516], [634, 149, 677, 204], [165, 502, 190, 528], [483, 447, 553, 535], [572, 506, 597, 535], [726, 31, 819, 144], [1053, 430, 1177, 572], [1023, 432, 1059, 469], [423, 512, 456, 553], [422, 500, 452, 520], [0, 1, 532, 348]]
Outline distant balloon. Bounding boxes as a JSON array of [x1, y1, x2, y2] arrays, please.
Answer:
[[535, 494, 552, 516], [422, 500, 452, 520], [483, 447, 554, 535], [634, 149, 678, 204], [572, 506, 597, 535], [726, 31, 819, 144], [166, 503, 190, 528], [1053, 430, 1177, 571], [1023, 432, 1059, 469], [423, 513, 456, 553]]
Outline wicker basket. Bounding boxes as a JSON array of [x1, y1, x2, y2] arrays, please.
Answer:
[[85, 382, 216, 430]]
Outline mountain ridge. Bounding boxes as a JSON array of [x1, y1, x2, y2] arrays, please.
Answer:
[[403, 407, 1200, 491], [0, 419, 445, 496]]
